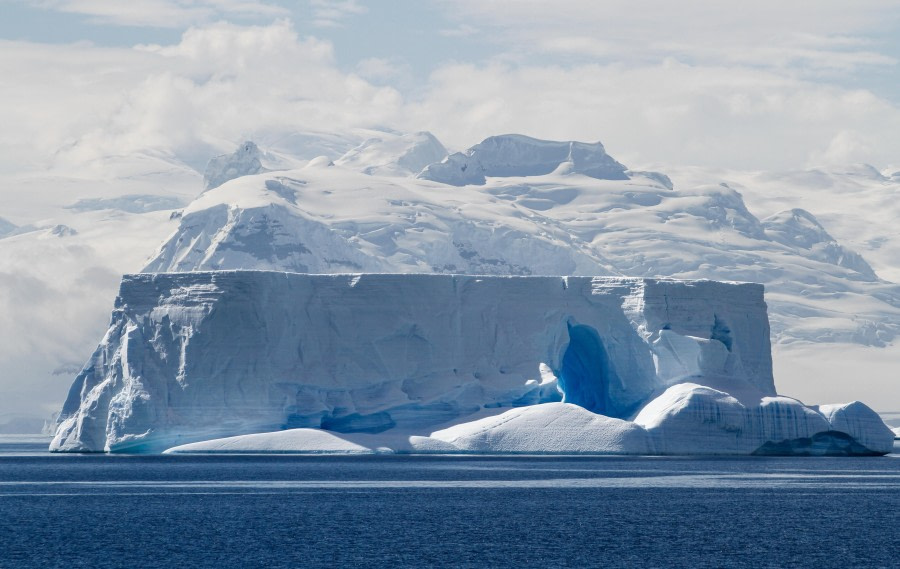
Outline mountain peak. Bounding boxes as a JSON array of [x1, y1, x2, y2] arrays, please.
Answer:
[[336, 131, 448, 176], [418, 134, 629, 186], [203, 140, 265, 190]]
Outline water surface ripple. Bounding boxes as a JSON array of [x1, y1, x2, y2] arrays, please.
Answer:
[[1, 441, 898, 568]]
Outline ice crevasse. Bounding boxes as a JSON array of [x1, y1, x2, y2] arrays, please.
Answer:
[[50, 272, 894, 455]]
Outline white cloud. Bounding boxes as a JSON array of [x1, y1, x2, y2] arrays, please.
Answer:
[[438, 0, 900, 75], [0, 21, 404, 172], [3, 16, 900, 177], [308, 0, 367, 28], [538, 36, 617, 58], [355, 56, 413, 88], [438, 24, 479, 38], [31, 0, 288, 28], [808, 130, 876, 167], [402, 60, 900, 170]]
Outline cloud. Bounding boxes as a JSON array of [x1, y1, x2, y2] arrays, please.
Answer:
[[355, 57, 413, 87], [437, 0, 900, 75], [308, 0, 367, 28], [0, 21, 404, 172], [438, 24, 479, 38], [30, 0, 288, 28], [3, 17, 900, 177], [808, 130, 877, 167], [401, 60, 900, 170]]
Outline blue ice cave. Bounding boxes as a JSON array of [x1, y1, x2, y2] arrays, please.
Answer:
[[557, 323, 621, 416]]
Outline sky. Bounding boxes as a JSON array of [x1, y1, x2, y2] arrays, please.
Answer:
[[1, 0, 900, 174]]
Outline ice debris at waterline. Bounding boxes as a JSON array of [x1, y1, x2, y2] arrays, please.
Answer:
[[51, 272, 894, 455]]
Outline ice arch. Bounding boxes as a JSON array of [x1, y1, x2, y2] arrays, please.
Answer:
[[557, 323, 622, 417]]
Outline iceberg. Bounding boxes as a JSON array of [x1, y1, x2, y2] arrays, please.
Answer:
[[44, 134, 898, 455], [51, 271, 893, 455]]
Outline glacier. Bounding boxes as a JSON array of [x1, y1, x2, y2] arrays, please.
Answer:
[[51, 271, 893, 455]]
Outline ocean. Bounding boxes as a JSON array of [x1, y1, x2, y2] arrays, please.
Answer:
[[1, 438, 898, 568]]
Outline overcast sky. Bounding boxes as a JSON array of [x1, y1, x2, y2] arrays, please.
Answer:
[[2, 0, 900, 172]]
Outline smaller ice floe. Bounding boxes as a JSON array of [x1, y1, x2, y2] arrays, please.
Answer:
[[164, 429, 374, 454], [632, 384, 893, 455], [164, 427, 460, 454], [437, 388, 893, 456]]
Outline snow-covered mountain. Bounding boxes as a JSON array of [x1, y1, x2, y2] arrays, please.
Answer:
[[144, 133, 900, 350], [417, 135, 629, 186]]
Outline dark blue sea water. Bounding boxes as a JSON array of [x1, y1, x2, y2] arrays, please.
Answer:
[[1, 439, 899, 568]]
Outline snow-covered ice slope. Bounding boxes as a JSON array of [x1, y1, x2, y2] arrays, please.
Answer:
[[428, 393, 893, 456], [51, 272, 775, 452]]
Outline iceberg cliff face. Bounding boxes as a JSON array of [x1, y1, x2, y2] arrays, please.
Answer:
[[51, 272, 774, 452]]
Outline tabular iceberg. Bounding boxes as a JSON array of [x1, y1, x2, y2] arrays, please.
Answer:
[[51, 271, 893, 455]]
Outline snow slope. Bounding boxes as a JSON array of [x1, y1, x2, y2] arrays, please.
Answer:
[[667, 164, 900, 284], [336, 131, 448, 177]]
